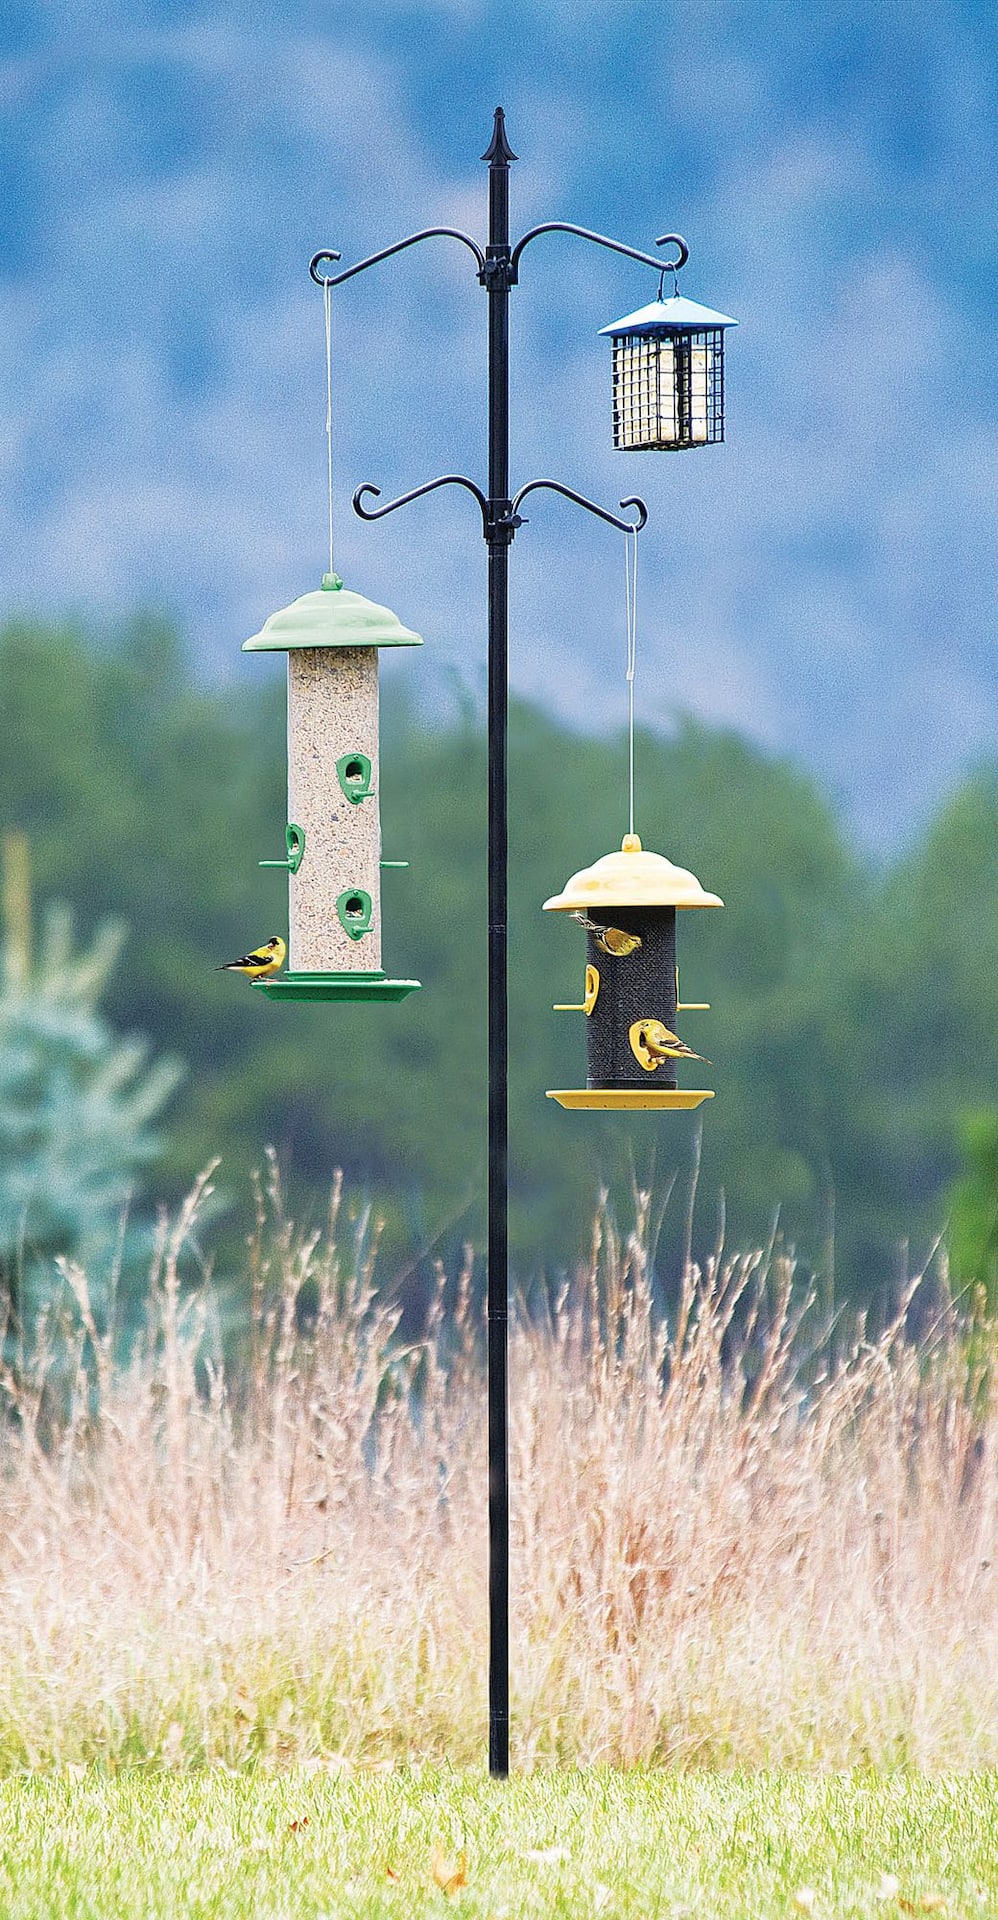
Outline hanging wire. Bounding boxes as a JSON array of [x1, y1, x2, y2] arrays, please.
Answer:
[[323, 273, 335, 576], [624, 525, 639, 837]]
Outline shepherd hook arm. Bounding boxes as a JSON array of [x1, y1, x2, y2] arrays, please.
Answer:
[[509, 225, 688, 284], [311, 227, 487, 288], [510, 481, 648, 534], [353, 475, 490, 537]]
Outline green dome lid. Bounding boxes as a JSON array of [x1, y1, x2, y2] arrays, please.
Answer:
[[242, 574, 423, 652]]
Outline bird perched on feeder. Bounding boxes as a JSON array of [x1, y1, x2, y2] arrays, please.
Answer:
[[571, 912, 642, 958], [218, 935, 287, 981], [630, 1018, 710, 1070]]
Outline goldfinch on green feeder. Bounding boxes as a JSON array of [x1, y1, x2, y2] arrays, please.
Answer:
[[218, 935, 287, 981]]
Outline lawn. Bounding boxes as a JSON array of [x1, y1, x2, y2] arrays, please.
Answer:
[[0, 1767, 994, 1919]]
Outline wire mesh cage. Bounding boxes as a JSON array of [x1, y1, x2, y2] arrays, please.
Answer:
[[600, 294, 737, 453], [611, 326, 725, 451]]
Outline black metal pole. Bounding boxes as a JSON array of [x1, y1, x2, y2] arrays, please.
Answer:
[[482, 104, 515, 1782]]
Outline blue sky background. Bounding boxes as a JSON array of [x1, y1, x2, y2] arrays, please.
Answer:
[[1, 0, 996, 847]]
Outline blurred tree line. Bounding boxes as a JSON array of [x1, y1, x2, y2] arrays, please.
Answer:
[[1, 611, 997, 1323]]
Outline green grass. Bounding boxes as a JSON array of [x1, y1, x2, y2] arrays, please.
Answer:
[[0, 1768, 995, 1919]]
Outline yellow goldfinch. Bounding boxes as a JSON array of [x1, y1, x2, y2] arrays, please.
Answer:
[[218, 935, 286, 980], [571, 913, 642, 957], [630, 1017, 711, 1069]]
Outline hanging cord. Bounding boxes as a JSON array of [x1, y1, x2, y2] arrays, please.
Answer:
[[624, 526, 639, 837], [323, 274, 335, 576]]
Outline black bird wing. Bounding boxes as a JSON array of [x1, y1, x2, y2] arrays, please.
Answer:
[[219, 945, 271, 970]]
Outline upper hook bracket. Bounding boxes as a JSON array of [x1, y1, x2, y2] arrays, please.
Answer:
[[508, 223, 688, 284], [310, 228, 487, 288], [312, 227, 689, 296]]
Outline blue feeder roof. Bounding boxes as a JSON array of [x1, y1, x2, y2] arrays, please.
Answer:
[[599, 294, 738, 337]]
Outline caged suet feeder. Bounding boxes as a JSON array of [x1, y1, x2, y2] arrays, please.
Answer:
[[600, 293, 737, 452], [545, 831, 722, 1110], [242, 571, 423, 1002]]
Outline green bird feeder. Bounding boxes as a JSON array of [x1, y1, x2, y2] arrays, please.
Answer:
[[242, 571, 423, 1002]]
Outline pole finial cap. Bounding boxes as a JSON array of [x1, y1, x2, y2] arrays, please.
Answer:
[[622, 833, 642, 853], [482, 106, 517, 164]]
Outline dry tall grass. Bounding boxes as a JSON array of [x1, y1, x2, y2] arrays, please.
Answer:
[[0, 1156, 996, 1772]]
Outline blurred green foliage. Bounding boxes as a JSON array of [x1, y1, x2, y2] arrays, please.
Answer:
[[947, 1112, 998, 1308], [0, 891, 181, 1344], [1, 612, 996, 1315]]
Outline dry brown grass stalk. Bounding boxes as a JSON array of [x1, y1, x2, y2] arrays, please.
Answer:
[[0, 1154, 996, 1772]]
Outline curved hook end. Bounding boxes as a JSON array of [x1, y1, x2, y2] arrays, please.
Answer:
[[310, 249, 344, 285], [352, 484, 383, 519], [655, 234, 689, 273], [619, 496, 649, 532]]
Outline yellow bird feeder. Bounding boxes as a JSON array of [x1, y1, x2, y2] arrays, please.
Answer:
[[545, 831, 721, 1110]]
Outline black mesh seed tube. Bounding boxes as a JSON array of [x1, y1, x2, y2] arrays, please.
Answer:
[[584, 906, 678, 1089]]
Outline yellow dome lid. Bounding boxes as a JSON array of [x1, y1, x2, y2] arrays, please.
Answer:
[[543, 834, 723, 911]]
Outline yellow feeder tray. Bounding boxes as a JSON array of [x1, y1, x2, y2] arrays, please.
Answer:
[[546, 1089, 714, 1111]]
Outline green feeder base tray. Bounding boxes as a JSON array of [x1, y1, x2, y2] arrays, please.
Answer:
[[252, 971, 422, 1003]]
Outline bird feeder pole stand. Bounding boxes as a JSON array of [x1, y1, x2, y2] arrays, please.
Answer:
[[483, 109, 514, 1788], [310, 106, 721, 1779]]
